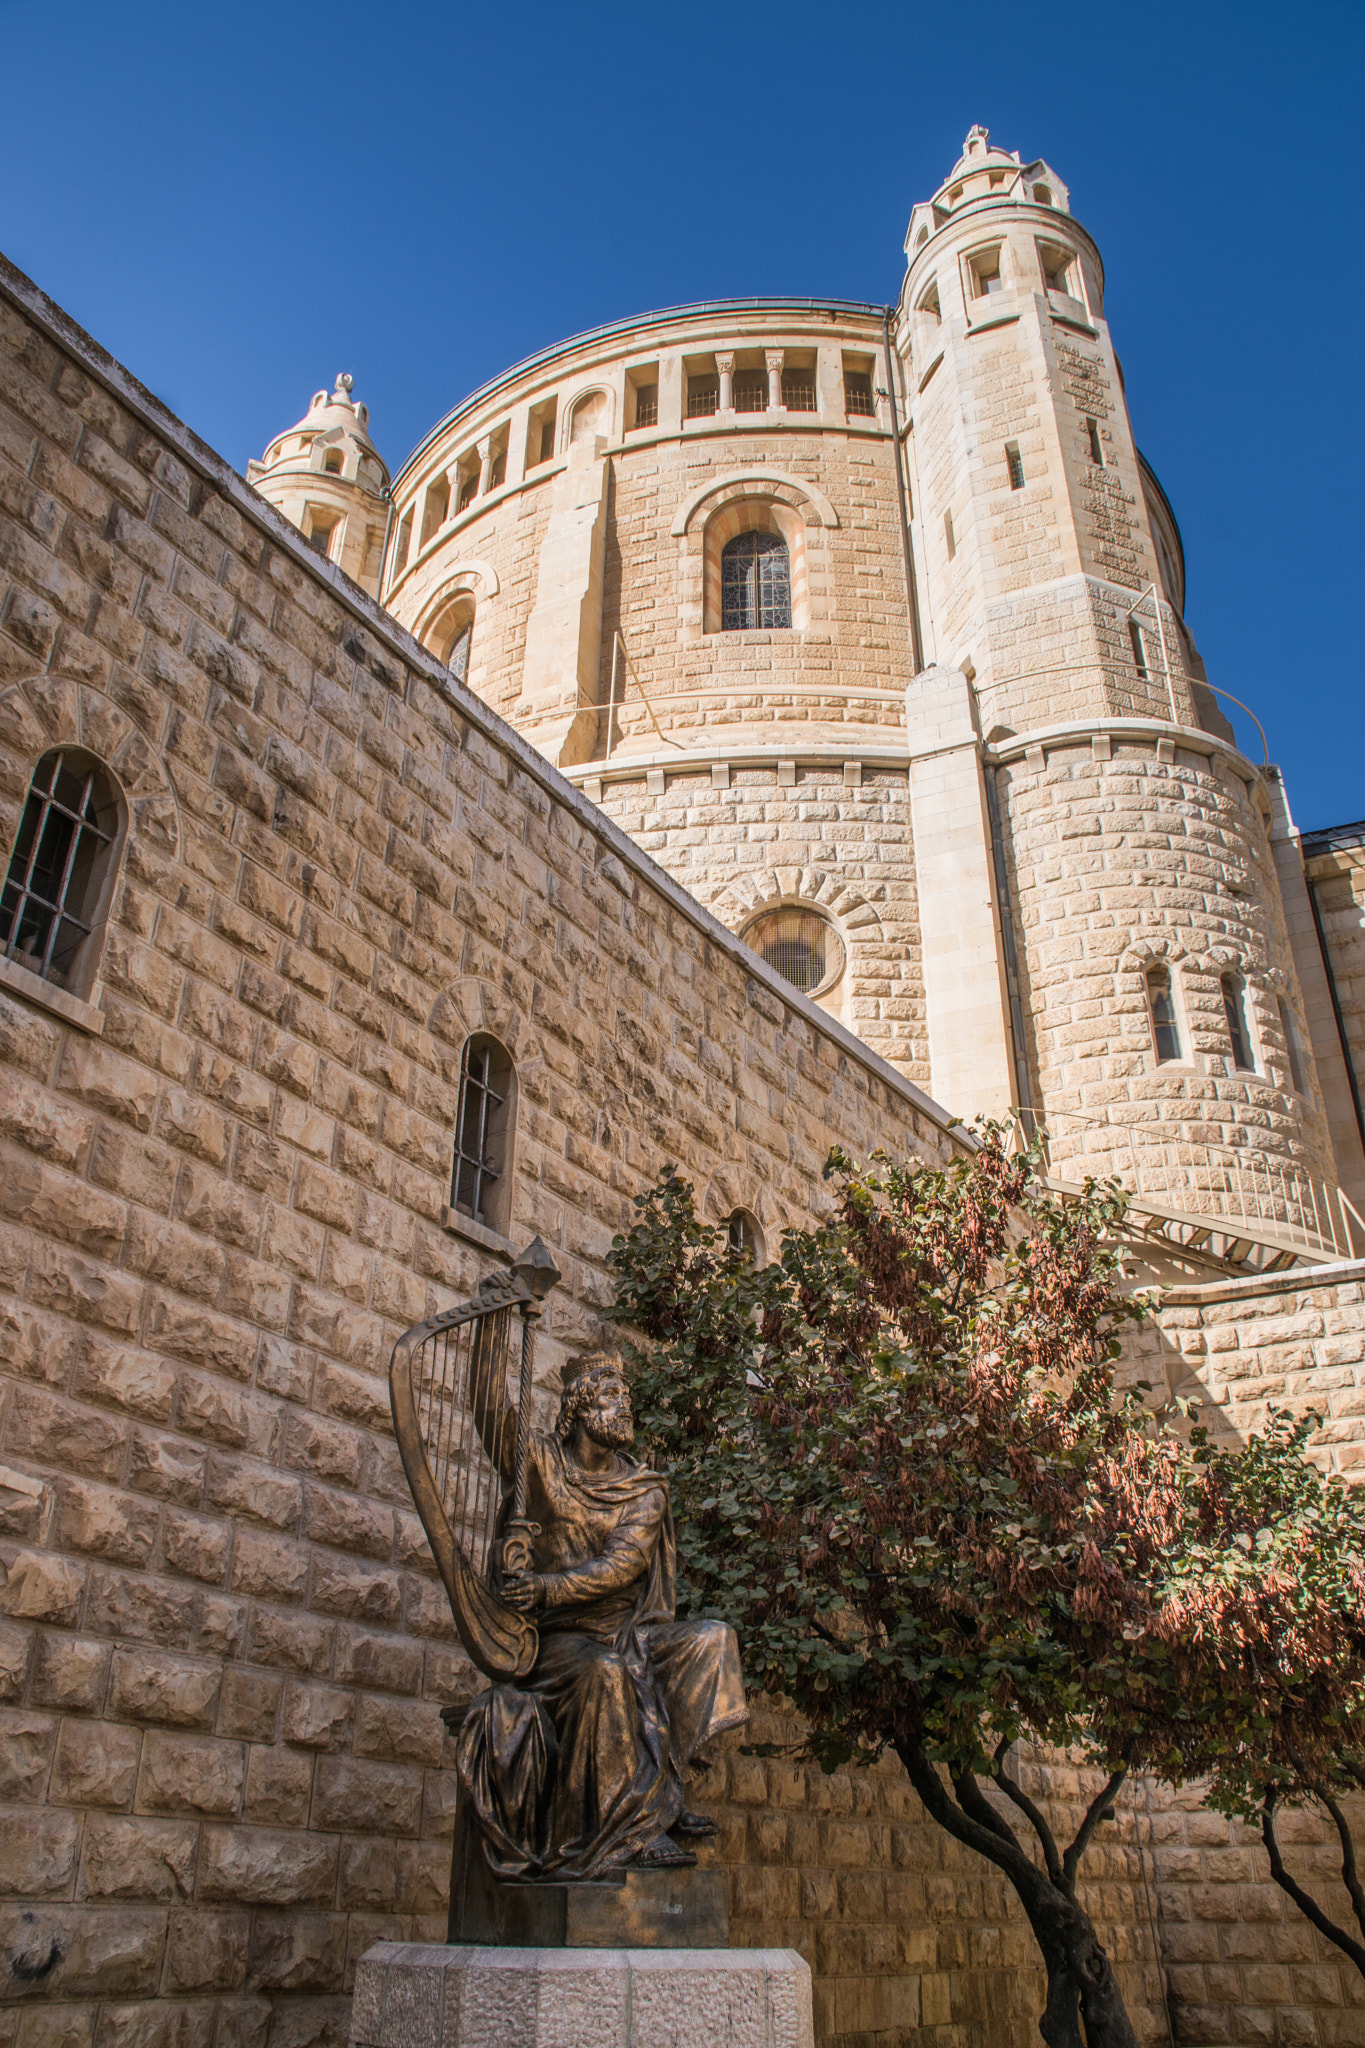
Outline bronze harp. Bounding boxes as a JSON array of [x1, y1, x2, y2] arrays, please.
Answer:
[[389, 1236, 560, 1682]]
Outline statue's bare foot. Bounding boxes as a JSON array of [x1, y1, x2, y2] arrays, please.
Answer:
[[669, 1808, 719, 1838], [634, 1833, 697, 1868]]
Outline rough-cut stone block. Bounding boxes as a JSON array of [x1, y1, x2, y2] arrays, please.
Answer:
[[348, 1943, 814, 2048]]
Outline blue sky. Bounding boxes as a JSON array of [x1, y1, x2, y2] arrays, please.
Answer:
[[2, 0, 1359, 828]]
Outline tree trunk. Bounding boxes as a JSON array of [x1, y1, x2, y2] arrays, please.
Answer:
[[895, 1733, 1141, 2048]]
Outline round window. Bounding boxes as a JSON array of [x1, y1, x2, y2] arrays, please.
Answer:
[[742, 908, 845, 997]]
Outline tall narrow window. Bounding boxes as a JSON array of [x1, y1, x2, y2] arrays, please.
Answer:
[[1129, 620, 1150, 681], [843, 369, 876, 417], [527, 398, 558, 469], [1006, 442, 1025, 490], [448, 623, 472, 687], [1, 750, 120, 993], [422, 477, 451, 545], [309, 511, 340, 559], [489, 445, 507, 490], [944, 510, 956, 560], [456, 472, 479, 514], [1221, 975, 1255, 1072], [394, 509, 414, 577], [451, 1035, 515, 1229], [1277, 995, 1308, 1093], [1086, 417, 1104, 466], [721, 531, 791, 631], [633, 383, 658, 428], [1147, 965, 1181, 1063], [726, 1208, 765, 1264], [323, 449, 344, 475]]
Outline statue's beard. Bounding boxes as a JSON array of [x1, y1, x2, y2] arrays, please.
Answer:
[[585, 1412, 634, 1450]]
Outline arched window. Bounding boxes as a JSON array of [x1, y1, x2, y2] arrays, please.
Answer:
[[323, 449, 344, 475], [425, 593, 476, 687], [1146, 965, 1182, 1063], [742, 907, 845, 998], [1221, 974, 1255, 1073], [451, 1035, 516, 1233], [1, 749, 121, 995], [726, 1208, 765, 1265], [721, 531, 791, 631]]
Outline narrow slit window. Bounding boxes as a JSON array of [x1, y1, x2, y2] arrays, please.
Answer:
[[1, 749, 119, 993], [1277, 995, 1308, 1093], [1222, 974, 1255, 1072], [726, 1209, 764, 1264], [944, 510, 956, 560], [394, 509, 414, 577], [1147, 965, 1181, 1063], [451, 1035, 515, 1229], [489, 445, 507, 490], [1086, 417, 1104, 466], [1006, 442, 1025, 490], [456, 472, 479, 514], [1129, 620, 1150, 681]]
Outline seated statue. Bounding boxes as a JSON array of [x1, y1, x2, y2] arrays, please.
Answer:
[[454, 1349, 748, 1881]]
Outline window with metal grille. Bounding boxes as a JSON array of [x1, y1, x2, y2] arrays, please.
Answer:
[[1222, 975, 1256, 1072], [1147, 966, 1182, 1063], [489, 446, 507, 489], [451, 1035, 515, 1228], [843, 371, 876, 417], [457, 472, 478, 514], [781, 372, 817, 412], [721, 531, 792, 631], [633, 384, 658, 428], [686, 377, 720, 418], [732, 372, 767, 414], [1006, 442, 1025, 490], [1, 749, 119, 992], [448, 624, 472, 687], [742, 907, 845, 997]]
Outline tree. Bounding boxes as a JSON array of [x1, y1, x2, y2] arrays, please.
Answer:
[[1170, 1414, 1365, 1980], [604, 1129, 1365, 2047]]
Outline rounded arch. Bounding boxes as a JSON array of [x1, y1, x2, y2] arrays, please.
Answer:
[[567, 386, 614, 446], [670, 469, 839, 538], [711, 868, 885, 944], [705, 502, 806, 633], [701, 1168, 788, 1261], [411, 560, 500, 642], [0, 678, 180, 860], [429, 980, 549, 1246]]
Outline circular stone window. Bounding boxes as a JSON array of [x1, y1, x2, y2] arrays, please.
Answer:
[[742, 907, 845, 998]]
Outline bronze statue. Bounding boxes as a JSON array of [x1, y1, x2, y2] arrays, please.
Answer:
[[389, 1242, 747, 1885]]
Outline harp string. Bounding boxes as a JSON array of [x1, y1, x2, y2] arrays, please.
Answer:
[[411, 1301, 524, 1587]]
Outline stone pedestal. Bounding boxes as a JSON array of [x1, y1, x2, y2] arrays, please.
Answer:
[[350, 1942, 814, 2048]]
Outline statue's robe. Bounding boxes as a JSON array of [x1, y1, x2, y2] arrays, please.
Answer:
[[454, 1432, 747, 1880]]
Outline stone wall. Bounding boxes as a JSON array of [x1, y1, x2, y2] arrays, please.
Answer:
[[0, 258, 960, 2048]]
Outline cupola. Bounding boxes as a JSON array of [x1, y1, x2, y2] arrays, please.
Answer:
[[904, 127, 1070, 259], [247, 375, 391, 596]]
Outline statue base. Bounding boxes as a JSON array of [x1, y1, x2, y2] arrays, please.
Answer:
[[349, 1942, 814, 2048], [448, 1802, 728, 1948]]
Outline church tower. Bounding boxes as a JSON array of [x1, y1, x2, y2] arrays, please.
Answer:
[[247, 374, 390, 596], [897, 127, 1361, 1209]]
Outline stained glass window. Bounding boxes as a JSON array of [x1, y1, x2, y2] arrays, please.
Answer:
[[721, 531, 791, 632]]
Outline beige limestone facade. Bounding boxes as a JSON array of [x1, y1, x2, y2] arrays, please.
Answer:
[[3, 121, 1365, 2048]]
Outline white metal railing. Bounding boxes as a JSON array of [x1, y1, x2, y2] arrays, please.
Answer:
[[1026, 1110, 1365, 1265]]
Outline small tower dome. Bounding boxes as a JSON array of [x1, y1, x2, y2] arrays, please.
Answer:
[[903, 126, 1070, 258], [247, 375, 391, 596]]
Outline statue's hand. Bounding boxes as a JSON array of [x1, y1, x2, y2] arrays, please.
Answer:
[[502, 1571, 542, 1614]]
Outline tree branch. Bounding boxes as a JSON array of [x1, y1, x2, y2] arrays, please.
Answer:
[[954, 1762, 1022, 1856], [1262, 1793, 1365, 1977], [1062, 1744, 1134, 1894], [994, 1736, 1065, 1888], [895, 1732, 1042, 1896], [1317, 1787, 1365, 1952]]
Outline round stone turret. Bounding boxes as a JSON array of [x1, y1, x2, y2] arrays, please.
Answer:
[[247, 374, 390, 595]]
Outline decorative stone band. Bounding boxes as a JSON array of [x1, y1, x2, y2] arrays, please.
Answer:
[[984, 716, 1268, 799], [567, 746, 910, 804], [349, 1942, 815, 2048]]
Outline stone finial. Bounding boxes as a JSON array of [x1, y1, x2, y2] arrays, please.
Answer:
[[964, 124, 991, 155]]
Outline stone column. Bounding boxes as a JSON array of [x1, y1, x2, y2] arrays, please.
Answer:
[[716, 353, 734, 414], [766, 349, 784, 409], [475, 435, 493, 498], [905, 665, 1016, 1120]]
